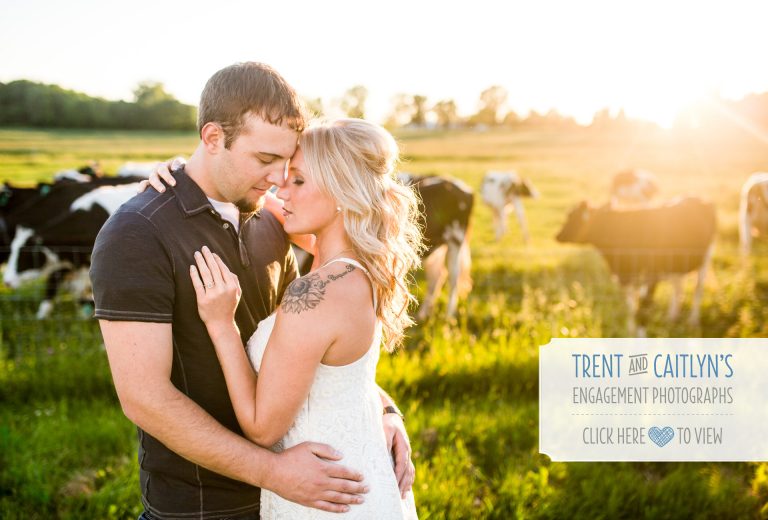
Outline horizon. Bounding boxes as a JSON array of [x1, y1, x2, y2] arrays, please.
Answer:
[[2, 0, 767, 127]]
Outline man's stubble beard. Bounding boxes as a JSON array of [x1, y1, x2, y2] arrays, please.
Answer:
[[235, 195, 265, 214]]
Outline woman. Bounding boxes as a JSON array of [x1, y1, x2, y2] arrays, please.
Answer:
[[148, 119, 421, 518]]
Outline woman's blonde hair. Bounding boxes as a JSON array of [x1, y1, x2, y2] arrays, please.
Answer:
[[300, 118, 423, 351]]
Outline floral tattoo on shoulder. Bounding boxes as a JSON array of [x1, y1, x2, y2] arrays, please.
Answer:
[[281, 264, 356, 314]]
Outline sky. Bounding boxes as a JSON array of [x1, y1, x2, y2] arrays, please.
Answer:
[[1, 0, 767, 127]]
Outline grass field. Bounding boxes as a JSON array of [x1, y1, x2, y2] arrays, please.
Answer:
[[2, 125, 768, 518]]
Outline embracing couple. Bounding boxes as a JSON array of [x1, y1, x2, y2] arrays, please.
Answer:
[[90, 62, 421, 519]]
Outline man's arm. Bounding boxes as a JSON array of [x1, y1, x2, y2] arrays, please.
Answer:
[[378, 386, 416, 497], [100, 319, 368, 512]]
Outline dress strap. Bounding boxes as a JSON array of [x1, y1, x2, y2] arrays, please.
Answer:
[[321, 257, 377, 311]]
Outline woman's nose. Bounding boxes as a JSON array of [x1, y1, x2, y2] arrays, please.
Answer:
[[276, 185, 289, 201]]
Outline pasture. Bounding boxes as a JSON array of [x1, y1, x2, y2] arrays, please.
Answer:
[[1, 125, 768, 519]]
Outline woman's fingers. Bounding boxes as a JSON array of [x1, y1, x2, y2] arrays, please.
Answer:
[[159, 160, 177, 186], [212, 253, 233, 278], [194, 250, 216, 289], [200, 246, 224, 286], [170, 156, 186, 172], [213, 253, 242, 299], [189, 265, 205, 298]]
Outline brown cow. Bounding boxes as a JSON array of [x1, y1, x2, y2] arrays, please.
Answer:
[[556, 197, 716, 336]]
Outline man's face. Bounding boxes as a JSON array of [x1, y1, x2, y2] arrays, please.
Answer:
[[212, 113, 298, 212]]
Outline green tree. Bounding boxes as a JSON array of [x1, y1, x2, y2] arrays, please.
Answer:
[[410, 95, 428, 127], [303, 97, 324, 119], [472, 85, 508, 126], [339, 85, 368, 119], [133, 82, 176, 106], [384, 93, 414, 128], [0, 79, 196, 130], [432, 99, 459, 128]]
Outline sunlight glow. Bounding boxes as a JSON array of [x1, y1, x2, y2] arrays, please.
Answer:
[[0, 0, 766, 127]]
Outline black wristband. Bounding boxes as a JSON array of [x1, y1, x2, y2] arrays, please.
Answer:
[[383, 405, 404, 421]]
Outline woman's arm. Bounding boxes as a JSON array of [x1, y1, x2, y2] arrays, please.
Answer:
[[190, 247, 262, 439], [191, 247, 334, 446]]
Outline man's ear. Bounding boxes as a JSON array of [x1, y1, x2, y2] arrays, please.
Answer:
[[200, 122, 224, 153]]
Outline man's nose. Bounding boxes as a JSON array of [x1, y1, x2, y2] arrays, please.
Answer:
[[267, 161, 288, 188]]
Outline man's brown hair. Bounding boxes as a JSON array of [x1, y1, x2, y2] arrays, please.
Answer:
[[198, 62, 306, 148]]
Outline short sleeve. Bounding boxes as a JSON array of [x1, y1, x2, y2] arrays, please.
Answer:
[[90, 210, 175, 322], [279, 245, 299, 302]]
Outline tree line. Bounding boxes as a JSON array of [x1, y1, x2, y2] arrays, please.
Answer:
[[3, 79, 767, 135], [325, 85, 768, 134], [0, 80, 196, 130]]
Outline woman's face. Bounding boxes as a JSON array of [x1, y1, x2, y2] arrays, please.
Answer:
[[277, 147, 339, 235]]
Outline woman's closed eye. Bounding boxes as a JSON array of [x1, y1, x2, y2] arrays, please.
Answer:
[[292, 178, 304, 186]]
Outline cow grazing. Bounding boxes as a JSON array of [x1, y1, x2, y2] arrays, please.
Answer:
[[2, 183, 57, 265], [610, 169, 659, 208], [53, 170, 93, 183], [739, 172, 768, 256], [400, 173, 474, 320], [480, 170, 538, 242], [1, 183, 53, 217], [53, 163, 103, 183], [3, 179, 142, 318], [556, 197, 716, 336], [117, 161, 161, 178]]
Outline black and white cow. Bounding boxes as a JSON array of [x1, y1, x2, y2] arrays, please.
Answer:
[[556, 197, 716, 336], [2, 184, 42, 266], [480, 170, 538, 242], [1, 183, 60, 265], [400, 173, 474, 320], [610, 169, 660, 208], [53, 163, 103, 183], [739, 172, 768, 256], [3, 179, 142, 318], [2, 176, 141, 249], [1, 182, 54, 217], [117, 161, 161, 178]]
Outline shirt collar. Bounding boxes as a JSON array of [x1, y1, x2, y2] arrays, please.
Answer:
[[172, 167, 260, 221]]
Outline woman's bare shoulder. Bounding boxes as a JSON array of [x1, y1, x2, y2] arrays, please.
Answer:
[[279, 261, 372, 317]]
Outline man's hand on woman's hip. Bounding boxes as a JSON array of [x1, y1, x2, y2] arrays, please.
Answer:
[[265, 441, 369, 513]]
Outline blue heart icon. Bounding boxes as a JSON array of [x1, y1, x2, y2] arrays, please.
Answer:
[[648, 426, 674, 447]]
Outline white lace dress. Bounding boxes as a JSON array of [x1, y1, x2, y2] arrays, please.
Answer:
[[246, 258, 418, 519]]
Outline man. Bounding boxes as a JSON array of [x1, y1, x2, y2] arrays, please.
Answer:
[[91, 62, 413, 520]]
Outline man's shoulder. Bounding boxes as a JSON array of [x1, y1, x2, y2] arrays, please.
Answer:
[[120, 187, 179, 221], [95, 190, 177, 253], [100, 189, 178, 234]]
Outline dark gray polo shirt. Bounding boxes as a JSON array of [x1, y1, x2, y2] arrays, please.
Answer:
[[90, 168, 298, 519]]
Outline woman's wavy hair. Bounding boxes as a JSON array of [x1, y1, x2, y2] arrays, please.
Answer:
[[300, 118, 424, 351]]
